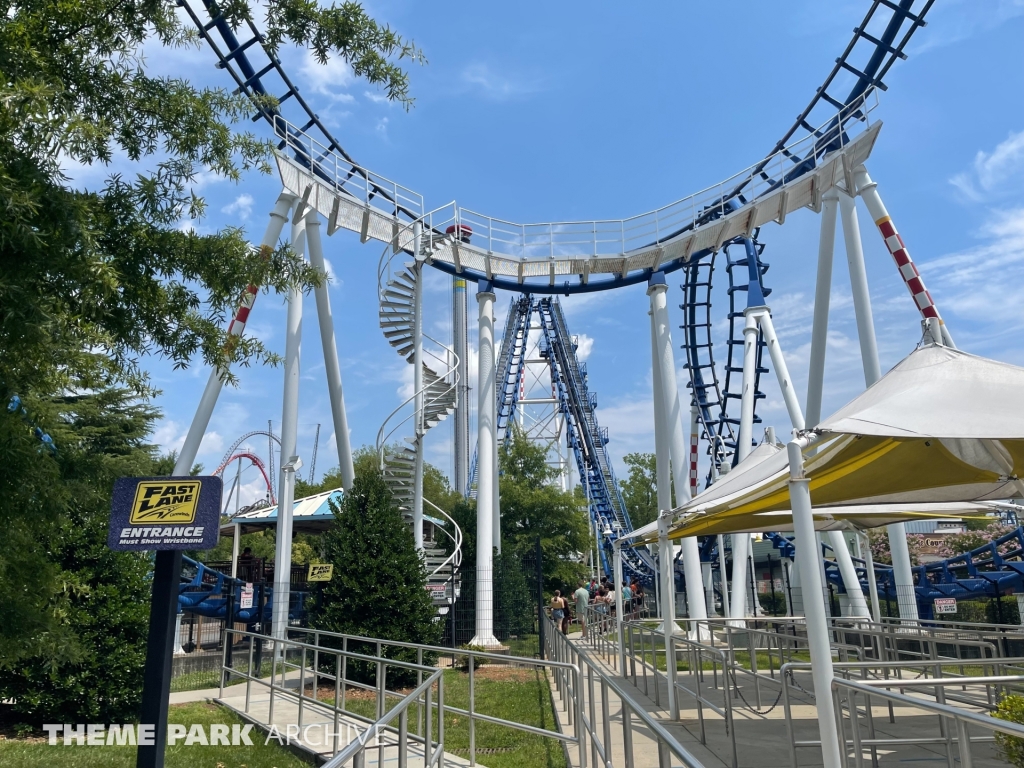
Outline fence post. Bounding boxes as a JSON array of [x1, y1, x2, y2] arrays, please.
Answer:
[[536, 536, 545, 659]]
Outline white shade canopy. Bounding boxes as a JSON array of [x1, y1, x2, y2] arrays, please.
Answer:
[[654, 344, 1024, 542]]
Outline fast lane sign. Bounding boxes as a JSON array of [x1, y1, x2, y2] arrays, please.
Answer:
[[108, 476, 222, 551]]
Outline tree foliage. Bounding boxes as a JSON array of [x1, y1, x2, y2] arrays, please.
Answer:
[[0, 0, 420, 713], [619, 452, 658, 529], [310, 467, 440, 686], [0, 388, 159, 723], [494, 427, 589, 590], [0, 0, 419, 397]]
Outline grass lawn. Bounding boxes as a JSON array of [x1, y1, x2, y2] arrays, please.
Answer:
[[0, 702, 310, 768], [317, 666, 566, 768]]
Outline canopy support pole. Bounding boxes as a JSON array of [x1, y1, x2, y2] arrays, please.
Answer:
[[788, 440, 842, 768], [828, 531, 871, 618], [807, 189, 840, 427], [717, 534, 731, 617], [306, 208, 355, 492], [650, 273, 708, 637], [730, 311, 760, 621], [853, 165, 955, 348], [614, 541, 627, 673], [839, 186, 919, 621], [471, 282, 501, 648], [858, 531, 882, 623]]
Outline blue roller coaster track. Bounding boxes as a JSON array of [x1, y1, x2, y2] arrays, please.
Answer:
[[761, 526, 1024, 621], [179, 0, 939, 585], [470, 296, 655, 582]]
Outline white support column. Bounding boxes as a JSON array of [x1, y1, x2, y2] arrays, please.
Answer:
[[858, 531, 882, 623], [412, 255, 425, 553], [838, 191, 882, 386], [730, 311, 760, 621], [231, 521, 241, 580], [787, 440, 842, 768], [174, 194, 293, 477], [273, 213, 306, 642], [649, 300, 676, 638], [650, 275, 708, 633], [828, 531, 870, 618], [471, 283, 500, 648], [838, 188, 918, 621], [493, 408, 501, 554], [306, 208, 355, 491], [757, 312, 805, 432], [806, 189, 839, 428], [702, 562, 716, 617]]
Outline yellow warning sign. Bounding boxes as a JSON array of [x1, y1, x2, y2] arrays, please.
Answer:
[[307, 563, 334, 582], [129, 481, 201, 525]]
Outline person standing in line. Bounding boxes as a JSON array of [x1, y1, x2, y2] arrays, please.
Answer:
[[574, 580, 591, 638], [550, 590, 566, 635]]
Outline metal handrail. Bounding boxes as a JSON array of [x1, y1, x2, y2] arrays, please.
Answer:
[[321, 668, 445, 768], [833, 676, 1024, 768], [272, 91, 879, 263], [287, 626, 586, 766], [422, 497, 462, 579], [543, 612, 708, 768]]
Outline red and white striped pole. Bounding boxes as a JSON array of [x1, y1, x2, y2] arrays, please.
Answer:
[[689, 403, 699, 498], [854, 166, 954, 348], [174, 193, 295, 475]]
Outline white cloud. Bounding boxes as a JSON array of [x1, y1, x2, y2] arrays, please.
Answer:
[[949, 129, 1024, 202], [153, 420, 187, 455], [222, 193, 255, 221], [364, 90, 390, 105], [575, 333, 594, 361], [375, 117, 390, 138], [921, 207, 1024, 326], [300, 50, 355, 99], [199, 430, 224, 456], [460, 63, 542, 101]]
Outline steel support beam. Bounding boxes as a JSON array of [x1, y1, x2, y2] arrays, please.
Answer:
[[306, 209, 355, 491]]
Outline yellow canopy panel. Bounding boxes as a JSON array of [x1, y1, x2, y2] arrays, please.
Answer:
[[659, 502, 992, 540]]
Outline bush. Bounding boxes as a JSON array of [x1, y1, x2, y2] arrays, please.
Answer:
[[455, 644, 486, 672], [0, 390, 154, 724], [994, 694, 1024, 767], [309, 467, 441, 688]]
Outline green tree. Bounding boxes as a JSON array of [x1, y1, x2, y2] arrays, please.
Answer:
[[497, 427, 590, 591], [619, 452, 659, 529], [0, 0, 419, 667], [0, 388, 159, 722], [310, 467, 440, 685]]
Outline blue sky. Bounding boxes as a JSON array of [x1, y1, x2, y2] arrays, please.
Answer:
[[72, 1, 1024, 506]]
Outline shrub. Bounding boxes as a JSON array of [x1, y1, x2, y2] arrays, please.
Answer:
[[456, 644, 487, 672], [994, 694, 1024, 767], [309, 467, 441, 688]]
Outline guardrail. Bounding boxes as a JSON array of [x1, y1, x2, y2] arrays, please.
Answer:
[[543, 612, 708, 768], [832, 675, 1024, 768], [273, 90, 878, 262], [283, 627, 586, 766], [219, 628, 444, 765]]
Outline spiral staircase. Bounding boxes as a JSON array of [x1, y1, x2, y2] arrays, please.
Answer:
[[376, 225, 464, 607]]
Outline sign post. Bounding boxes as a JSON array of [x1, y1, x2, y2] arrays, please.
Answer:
[[108, 476, 222, 768]]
